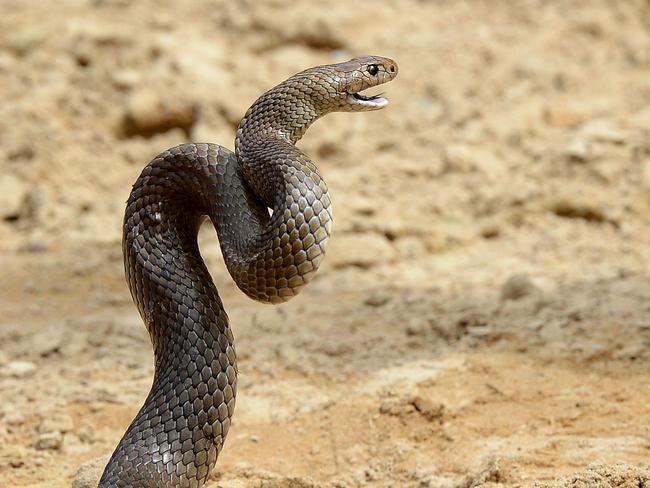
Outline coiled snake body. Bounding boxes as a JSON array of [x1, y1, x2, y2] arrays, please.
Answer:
[[100, 55, 398, 487]]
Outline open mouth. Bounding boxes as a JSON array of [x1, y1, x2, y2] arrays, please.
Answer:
[[350, 90, 389, 109]]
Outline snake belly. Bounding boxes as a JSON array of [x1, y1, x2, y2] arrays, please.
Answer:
[[99, 55, 397, 487]]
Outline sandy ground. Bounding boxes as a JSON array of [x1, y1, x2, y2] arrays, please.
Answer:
[[1, 0, 650, 486]]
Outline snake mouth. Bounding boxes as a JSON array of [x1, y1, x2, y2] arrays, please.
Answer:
[[349, 90, 389, 109]]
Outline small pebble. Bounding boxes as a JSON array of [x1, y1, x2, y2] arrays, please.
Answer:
[[564, 138, 590, 162], [364, 293, 390, 307], [501, 274, 537, 301], [2, 360, 36, 378], [72, 456, 110, 488], [34, 431, 62, 451]]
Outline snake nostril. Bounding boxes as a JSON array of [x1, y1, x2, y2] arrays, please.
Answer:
[[389, 65, 395, 73]]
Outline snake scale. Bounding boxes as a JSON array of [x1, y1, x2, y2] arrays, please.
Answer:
[[99, 55, 398, 487]]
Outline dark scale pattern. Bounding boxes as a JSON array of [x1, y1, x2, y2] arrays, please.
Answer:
[[100, 56, 398, 487]]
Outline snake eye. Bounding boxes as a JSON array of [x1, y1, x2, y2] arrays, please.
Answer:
[[367, 64, 379, 76]]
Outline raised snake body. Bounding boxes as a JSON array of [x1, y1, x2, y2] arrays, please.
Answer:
[[99, 55, 398, 487]]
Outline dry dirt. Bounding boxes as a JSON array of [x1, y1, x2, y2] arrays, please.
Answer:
[[1, 1, 650, 487]]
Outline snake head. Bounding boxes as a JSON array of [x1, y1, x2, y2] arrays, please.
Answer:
[[306, 55, 398, 112], [337, 55, 398, 111]]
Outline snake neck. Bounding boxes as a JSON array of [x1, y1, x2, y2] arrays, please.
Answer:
[[235, 73, 328, 149]]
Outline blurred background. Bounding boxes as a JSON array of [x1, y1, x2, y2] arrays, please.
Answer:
[[1, 0, 649, 486]]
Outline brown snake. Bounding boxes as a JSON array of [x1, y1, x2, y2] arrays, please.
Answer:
[[99, 55, 398, 487]]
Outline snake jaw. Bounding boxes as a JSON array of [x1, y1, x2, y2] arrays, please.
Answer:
[[349, 91, 389, 110]]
